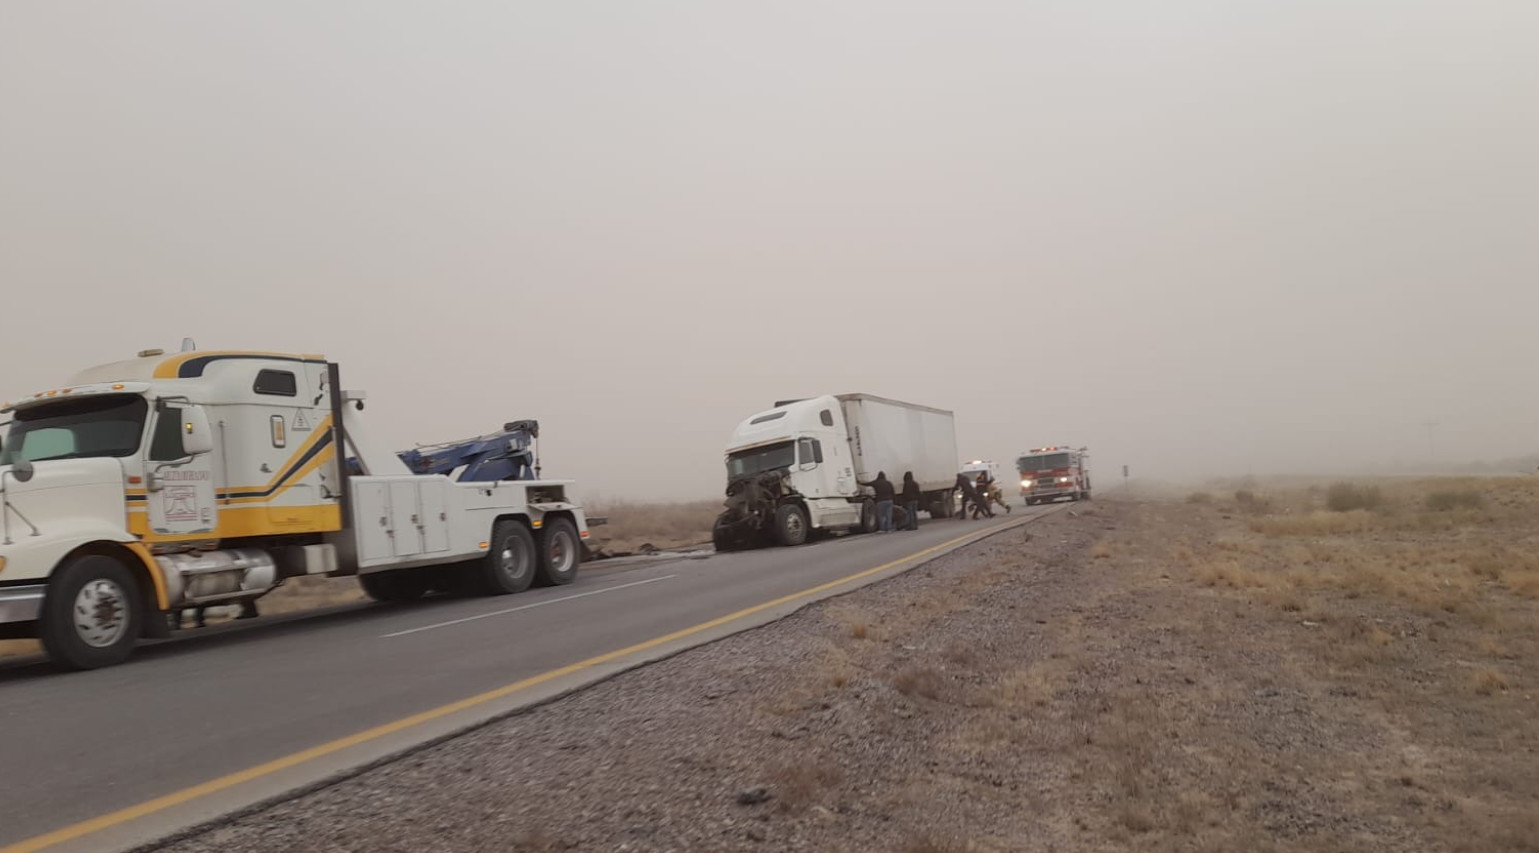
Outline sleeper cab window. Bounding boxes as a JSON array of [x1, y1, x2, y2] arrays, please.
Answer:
[[820, 409, 834, 427], [254, 369, 297, 397]]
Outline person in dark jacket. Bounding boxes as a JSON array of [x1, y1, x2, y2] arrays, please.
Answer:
[[900, 472, 922, 531], [860, 471, 897, 532], [955, 472, 992, 519]]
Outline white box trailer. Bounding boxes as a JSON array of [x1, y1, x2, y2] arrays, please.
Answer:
[[838, 394, 958, 497], [712, 393, 960, 550]]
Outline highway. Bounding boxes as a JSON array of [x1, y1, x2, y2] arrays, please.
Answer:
[[0, 507, 1055, 853]]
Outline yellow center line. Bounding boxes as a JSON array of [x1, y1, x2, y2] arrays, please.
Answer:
[[1, 518, 1025, 853]]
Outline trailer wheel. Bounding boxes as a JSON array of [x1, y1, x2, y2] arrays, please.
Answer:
[[477, 520, 537, 595], [359, 569, 430, 602], [40, 555, 141, 670], [930, 490, 955, 519], [775, 504, 808, 547], [536, 518, 580, 586]]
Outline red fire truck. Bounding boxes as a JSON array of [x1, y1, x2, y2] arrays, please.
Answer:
[[1017, 445, 1091, 505]]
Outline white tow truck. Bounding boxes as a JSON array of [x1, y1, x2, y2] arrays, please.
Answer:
[[0, 344, 590, 669]]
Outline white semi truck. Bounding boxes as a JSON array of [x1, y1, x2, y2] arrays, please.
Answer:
[[0, 344, 590, 670], [712, 394, 958, 550]]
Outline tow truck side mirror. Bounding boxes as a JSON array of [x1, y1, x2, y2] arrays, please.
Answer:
[[181, 407, 215, 456]]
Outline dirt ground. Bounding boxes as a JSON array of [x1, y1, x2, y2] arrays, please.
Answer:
[[149, 478, 1539, 853]]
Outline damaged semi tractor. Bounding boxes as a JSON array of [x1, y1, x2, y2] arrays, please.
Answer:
[[712, 395, 958, 551]]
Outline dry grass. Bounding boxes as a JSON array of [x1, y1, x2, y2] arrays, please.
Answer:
[[1326, 481, 1383, 512], [259, 576, 365, 615], [1427, 489, 1486, 512], [901, 834, 972, 853], [1090, 542, 1114, 559], [1152, 476, 1539, 851], [992, 660, 1069, 709], [892, 666, 948, 701], [1472, 667, 1512, 696], [585, 498, 718, 554], [769, 759, 845, 812]]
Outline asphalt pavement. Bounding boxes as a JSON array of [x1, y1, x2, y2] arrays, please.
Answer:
[[0, 505, 1058, 853]]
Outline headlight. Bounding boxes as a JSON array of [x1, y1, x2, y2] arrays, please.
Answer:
[[1058, 476, 1072, 483], [1021, 479, 1033, 488]]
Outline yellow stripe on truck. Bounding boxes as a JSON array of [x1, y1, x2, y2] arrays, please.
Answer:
[[129, 505, 343, 542]]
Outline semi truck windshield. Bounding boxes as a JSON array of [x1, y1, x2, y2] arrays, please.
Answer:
[[1, 395, 149, 464], [726, 441, 796, 479]]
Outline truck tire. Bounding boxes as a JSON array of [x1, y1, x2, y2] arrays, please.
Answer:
[[536, 518, 580, 586], [930, 491, 955, 519], [775, 504, 808, 547], [1083, 489, 1093, 502], [40, 555, 141, 670], [476, 520, 537, 595], [859, 500, 877, 534], [359, 569, 430, 602], [712, 524, 738, 553]]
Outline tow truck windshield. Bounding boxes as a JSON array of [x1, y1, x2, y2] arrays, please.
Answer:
[[0, 395, 148, 464]]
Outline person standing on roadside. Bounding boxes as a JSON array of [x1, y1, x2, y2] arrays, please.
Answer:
[[860, 471, 897, 532], [901, 471, 922, 531]]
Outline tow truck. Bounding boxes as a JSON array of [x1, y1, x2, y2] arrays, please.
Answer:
[[1017, 445, 1091, 505], [0, 343, 589, 669]]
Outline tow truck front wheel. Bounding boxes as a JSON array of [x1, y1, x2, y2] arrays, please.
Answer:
[[40, 555, 141, 670]]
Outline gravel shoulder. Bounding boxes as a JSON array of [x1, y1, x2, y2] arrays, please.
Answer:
[[150, 490, 1539, 853]]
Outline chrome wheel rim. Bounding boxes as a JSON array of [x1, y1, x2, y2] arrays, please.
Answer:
[[74, 579, 129, 648], [549, 531, 575, 574], [786, 513, 805, 540], [500, 539, 530, 580]]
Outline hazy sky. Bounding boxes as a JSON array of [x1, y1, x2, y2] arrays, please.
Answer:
[[3, 1, 1536, 500]]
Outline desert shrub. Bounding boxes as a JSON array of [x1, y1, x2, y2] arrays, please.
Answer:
[[1327, 482, 1382, 512], [1425, 490, 1484, 512]]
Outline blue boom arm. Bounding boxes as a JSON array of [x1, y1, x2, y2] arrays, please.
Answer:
[[394, 420, 541, 482]]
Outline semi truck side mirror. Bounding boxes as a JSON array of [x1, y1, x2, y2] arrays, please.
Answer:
[[181, 407, 215, 456], [9, 458, 34, 483]]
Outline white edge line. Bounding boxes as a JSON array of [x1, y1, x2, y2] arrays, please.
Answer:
[[382, 575, 679, 638]]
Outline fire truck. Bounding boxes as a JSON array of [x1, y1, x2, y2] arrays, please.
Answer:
[[1017, 445, 1091, 505]]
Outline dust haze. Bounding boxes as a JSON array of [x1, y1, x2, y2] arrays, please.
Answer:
[[2, 1, 1535, 501]]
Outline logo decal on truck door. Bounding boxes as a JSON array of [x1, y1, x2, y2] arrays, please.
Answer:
[[164, 487, 200, 522]]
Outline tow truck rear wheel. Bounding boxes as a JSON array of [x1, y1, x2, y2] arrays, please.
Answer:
[[40, 555, 141, 670], [477, 520, 537, 595], [775, 504, 809, 547], [536, 518, 580, 586], [359, 569, 430, 602]]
